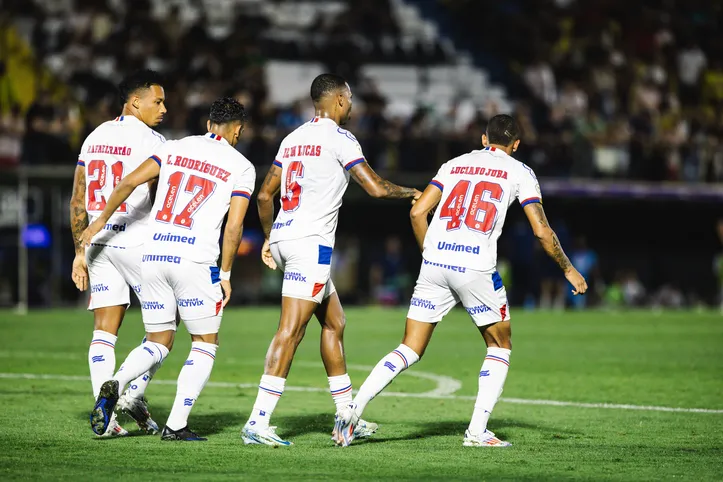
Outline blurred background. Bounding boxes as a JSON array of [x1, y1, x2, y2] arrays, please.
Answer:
[[0, 0, 721, 311]]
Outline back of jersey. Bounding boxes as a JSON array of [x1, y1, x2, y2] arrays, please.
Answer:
[[269, 117, 365, 248], [146, 133, 256, 264], [79, 115, 165, 247], [423, 146, 541, 272]]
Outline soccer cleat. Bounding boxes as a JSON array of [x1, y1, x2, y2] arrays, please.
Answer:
[[90, 380, 120, 436], [241, 425, 292, 446], [117, 392, 159, 434], [332, 418, 378, 441], [97, 413, 128, 438], [462, 429, 511, 447], [333, 402, 359, 447], [161, 425, 207, 441]]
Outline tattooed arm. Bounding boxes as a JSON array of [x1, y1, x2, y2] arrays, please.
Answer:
[[349, 161, 421, 200], [70, 165, 89, 255], [523, 202, 588, 294], [257, 164, 281, 270]]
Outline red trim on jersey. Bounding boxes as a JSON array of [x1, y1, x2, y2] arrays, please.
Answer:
[[231, 190, 251, 199], [272, 160, 282, 168], [150, 155, 162, 166], [429, 180, 444, 191], [520, 197, 541, 207], [344, 158, 365, 170]]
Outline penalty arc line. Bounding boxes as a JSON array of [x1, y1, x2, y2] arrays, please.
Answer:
[[1, 372, 722, 414]]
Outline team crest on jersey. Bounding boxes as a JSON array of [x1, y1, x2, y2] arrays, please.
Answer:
[[337, 127, 358, 143], [522, 163, 537, 180]]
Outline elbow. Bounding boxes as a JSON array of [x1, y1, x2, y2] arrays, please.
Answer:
[[256, 192, 273, 205], [368, 186, 385, 198], [533, 226, 553, 242], [410, 206, 425, 220]]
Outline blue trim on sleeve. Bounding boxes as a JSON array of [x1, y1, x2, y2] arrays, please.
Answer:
[[520, 197, 541, 207], [429, 180, 444, 191], [231, 191, 251, 199], [344, 158, 365, 171], [150, 155, 162, 166], [77, 160, 85, 167], [272, 160, 282, 168]]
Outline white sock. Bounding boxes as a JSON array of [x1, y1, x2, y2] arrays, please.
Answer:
[[468, 347, 511, 436], [165, 342, 218, 431], [125, 336, 156, 399], [89, 330, 117, 399], [354, 344, 420, 415], [247, 374, 286, 430], [114, 341, 169, 393], [328, 374, 353, 411]]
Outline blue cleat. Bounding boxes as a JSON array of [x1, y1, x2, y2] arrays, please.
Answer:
[[90, 380, 119, 435]]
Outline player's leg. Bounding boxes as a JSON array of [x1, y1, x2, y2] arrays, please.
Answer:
[[334, 263, 456, 446], [459, 269, 512, 447], [162, 262, 224, 442]]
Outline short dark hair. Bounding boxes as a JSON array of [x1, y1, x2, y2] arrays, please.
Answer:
[[486, 114, 520, 146], [118, 69, 164, 104], [209, 97, 246, 125], [310, 73, 347, 102]]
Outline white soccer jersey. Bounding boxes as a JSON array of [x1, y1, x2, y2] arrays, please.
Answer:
[[269, 117, 365, 248], [145, 132, 256, 264], [423, 146, 542, 271], [78, 115, 166, 247]]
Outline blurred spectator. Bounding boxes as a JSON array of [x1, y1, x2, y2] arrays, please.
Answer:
[[369, 235, 410, 306], [567, 236, 598, 309]]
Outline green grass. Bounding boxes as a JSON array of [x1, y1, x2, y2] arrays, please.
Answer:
[[0, 308, 722, 481]]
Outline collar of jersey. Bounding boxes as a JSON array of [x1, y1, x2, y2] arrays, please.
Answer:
[[206, 132, 229, 145], [308, 117, 337, 126], [114, 114, 144, 126], [483, 146, 509, 156]]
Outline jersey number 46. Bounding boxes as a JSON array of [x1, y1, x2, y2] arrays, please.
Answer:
[[439, 180, 503, 234]]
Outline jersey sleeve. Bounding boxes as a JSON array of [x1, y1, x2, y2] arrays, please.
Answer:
[[77, 138, 90, 168], [335, 128, 366, 170], [517, 163, 542, 207], [231, 163, 256, 200], [147, 133, 167, 166], [428, 164, 447, 192]]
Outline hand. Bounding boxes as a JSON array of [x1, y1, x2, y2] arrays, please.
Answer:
[[565, 267, 588, 295], [79, 220, 103, 248], [220, 279, 232, 307], [71, 253, 88, 291], [410, 189, 422, 206], [261, 239, 277, 270]]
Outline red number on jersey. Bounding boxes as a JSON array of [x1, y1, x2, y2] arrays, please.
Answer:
[[439, 180, 503, 234], [86, 160, 127, 213], [155, 171, 216, 229], [281, 160, 304, 212]]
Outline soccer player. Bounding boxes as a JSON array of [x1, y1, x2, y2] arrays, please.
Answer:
[[80, 97, 255, 441], [241, 73, 421, 446], [333, 114, 588, 447], [69, 69, 168, 436]]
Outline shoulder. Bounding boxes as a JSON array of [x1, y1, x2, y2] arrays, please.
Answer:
[[334, 126, 359, 144], [226, 147, 256, 174]]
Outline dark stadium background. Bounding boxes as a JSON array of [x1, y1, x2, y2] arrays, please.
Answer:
[[0, 0, 722, 310]]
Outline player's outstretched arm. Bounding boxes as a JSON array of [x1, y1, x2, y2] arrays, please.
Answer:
[[219, 195, 250, 307], [70, 164, 89, 290], [79, 158, 161, 247], [410, 184, 443, 251], [349, 161, 421, 200], [257, 164, 281, 270], [523, 202, 588, 295]]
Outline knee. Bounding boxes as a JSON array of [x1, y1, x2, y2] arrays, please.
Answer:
[[146, 330, 175, 350], [276, 326, 306, 347], [322, 315, 346, 338], [93, 317, 122, 334], [486, 332, 512, 350]]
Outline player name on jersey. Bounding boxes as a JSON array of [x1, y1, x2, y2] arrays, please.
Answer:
[[86, 144, 132, 156], [281, 145, 322, 158], [449, 166, 508, 178], [161, 155, 232, 182]]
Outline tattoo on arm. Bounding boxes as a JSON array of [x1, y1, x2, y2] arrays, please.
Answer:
[[70, 171, 88, 253], [350, 166, 417, 199], [530, 204, 572, 272]]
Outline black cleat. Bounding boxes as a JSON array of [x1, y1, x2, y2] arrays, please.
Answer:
[[161, 425, 207, 441], [90, 380, 120, 435]]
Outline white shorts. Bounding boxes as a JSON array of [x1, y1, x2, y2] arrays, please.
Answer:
[[86, 244, 142, 311], [270, 236, 336, 304], [407, 259, 510, 327], [140, 255, 223, 335]]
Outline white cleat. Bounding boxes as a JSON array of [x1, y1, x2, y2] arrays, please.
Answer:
[[333, 417, 378, 441], [97, 413, 128, 438], [333, 402, 359, 447], [463, 429, 511, 447], [117, 392, 159, 434], [241, 425, 292, 446]]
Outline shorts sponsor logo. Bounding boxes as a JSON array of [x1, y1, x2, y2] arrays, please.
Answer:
[[142, 254, 181, 264], [178, 297, 205, 307], [272, 219, 294, 230], [91, 284, 109, 293], [103, 223, 127, 232], [479, 370, 490, 377], [141, 301, 166, 310], [284, 271, 307, 283], [423, 259, 467, 273], [437, 242, 480, 254], [152, 233, 196, 245], [466, 304, 491, 315], [410, 297, 436, 310], [384, 361, 396, 372]]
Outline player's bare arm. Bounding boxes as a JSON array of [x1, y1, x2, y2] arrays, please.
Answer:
[[220, 195, 250, 307], [350, 161, 421, 200], [523, 202, 588, 295], [80, 158, 161, 247], [257, 163, 282, 270], [70, 165, 89, 291], [410, 184, 443, 251]]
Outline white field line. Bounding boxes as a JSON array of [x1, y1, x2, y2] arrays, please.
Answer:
[[1, 372, 721, 414]]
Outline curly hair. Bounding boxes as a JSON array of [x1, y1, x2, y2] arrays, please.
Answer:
[[209, 97, 246, 125]]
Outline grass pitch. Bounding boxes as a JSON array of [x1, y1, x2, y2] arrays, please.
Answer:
[[0, 308, 721, 481]]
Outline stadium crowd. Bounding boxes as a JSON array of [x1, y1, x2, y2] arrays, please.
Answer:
[[1, 0, 722, 182]]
